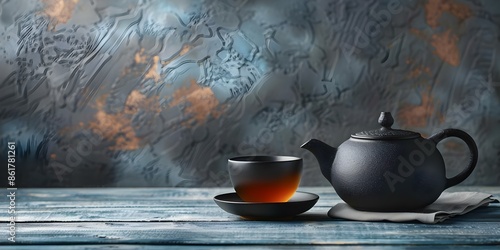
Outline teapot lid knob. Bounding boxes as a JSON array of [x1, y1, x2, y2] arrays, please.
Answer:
[[351, 112, 421, 140], [352, 111, 420, 139], [378, 112, 394, 129]]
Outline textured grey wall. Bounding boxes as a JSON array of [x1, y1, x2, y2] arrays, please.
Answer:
[[0, 0, 499, 187]]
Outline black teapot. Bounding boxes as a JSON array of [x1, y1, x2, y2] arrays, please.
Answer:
[[301, 112, 478, 212]]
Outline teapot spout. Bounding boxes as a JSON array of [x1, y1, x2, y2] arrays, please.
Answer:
[[301, 139, 337, 183]]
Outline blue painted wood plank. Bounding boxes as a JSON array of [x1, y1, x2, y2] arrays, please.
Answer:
[[0, 186, 498, 246], [3, 245, 499, 249], [1, 245, 499, 250], [7, 203, 500, 223], [7, 221, 500, 245], [3, 187, 499, 223], [16, 186, 499, 201]]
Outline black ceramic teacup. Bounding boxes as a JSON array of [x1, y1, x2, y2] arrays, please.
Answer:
[[228, 156, 303, 203]]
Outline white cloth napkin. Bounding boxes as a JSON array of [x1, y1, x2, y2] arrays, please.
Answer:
[[328, 192, 498, 223]]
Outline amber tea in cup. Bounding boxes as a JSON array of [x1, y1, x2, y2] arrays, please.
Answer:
[[228, 156, 302, 202]]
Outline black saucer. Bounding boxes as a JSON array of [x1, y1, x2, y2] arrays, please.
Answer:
[[214, 191, 319, 219]]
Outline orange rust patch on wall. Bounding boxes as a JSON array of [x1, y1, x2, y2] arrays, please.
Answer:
[[408, 65, 431, 79], [425, 0, 442, 28], [124, 90, 161, 114], [398, 88, 443, 128], [88, 95, 140, 151], [134, 48, 148, 64], [144, 56, 161, 83], [431, 30, 460, 66], [447, 2, 472, 22], [41, 0, 79, 31], [85, 90, 161, 151], [169, 80, 224, 127], [425, 0, 472, 28], [123, 49, 162, 83], [421, 0, 469, 66]]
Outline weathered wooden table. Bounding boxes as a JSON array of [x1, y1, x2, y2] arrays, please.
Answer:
[[2, 186, 500, 249]]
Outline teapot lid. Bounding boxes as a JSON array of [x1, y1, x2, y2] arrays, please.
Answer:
[[351, 112, 420, 140]]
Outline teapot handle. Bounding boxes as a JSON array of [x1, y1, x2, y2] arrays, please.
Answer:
[[429, 129, 478, 188]]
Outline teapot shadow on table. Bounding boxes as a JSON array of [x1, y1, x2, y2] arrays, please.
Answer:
[[301, 112, 478, 212]]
